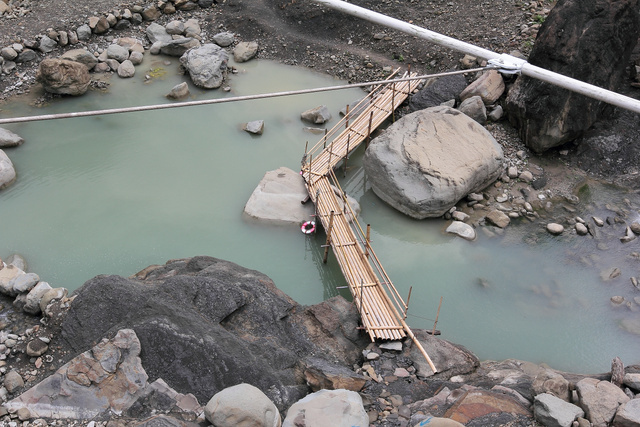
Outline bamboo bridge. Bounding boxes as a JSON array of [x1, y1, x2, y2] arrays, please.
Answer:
[[300, 70, 437, 372]]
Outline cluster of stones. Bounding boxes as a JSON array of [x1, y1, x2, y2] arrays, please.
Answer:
[[0, 256, 70, 409], [0, 0, 217, 93]]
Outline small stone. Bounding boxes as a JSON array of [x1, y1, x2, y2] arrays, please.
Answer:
[[26, 338, 49, 357], [244, 120, 265, 135], [611, 296, 625, 305], [16, 407, 31, 421], [519, 170, 534, 183], [166, 82, 190, 99], [576, 223, 588, 236], [485, 210, 510, 228], [593, 216, 604, 227], [507, 166, 518, 179], [367, 352, 380, 361], [4, 370, 24, 393], [451, 211, 469, 222], [546, 223, 564, 235], [631, 222, 640, 235], [467, 192, 484, 202]]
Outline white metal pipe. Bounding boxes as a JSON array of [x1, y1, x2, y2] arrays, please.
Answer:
[[314, 0, 640, 114]]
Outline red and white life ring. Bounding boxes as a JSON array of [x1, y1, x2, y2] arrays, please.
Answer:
[[301, 221, 316, 234]]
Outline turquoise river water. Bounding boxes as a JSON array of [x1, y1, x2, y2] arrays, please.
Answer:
[[1, 57, 639, 374]]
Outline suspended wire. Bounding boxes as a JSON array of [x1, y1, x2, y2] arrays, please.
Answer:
[[0, 67, 493, 125]]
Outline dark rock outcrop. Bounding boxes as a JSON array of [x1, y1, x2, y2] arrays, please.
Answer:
[[409, 72, 468, 112], [505, 0, 640, 153], [59, 256, 368, 411]]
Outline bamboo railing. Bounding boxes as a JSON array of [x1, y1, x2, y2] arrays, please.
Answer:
[[301, 70, 437, 372]]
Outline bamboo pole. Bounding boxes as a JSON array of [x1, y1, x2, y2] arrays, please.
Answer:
[[432, 297, 443, 336], [323, 211, 335, 263], [404, 286, 413, 319]]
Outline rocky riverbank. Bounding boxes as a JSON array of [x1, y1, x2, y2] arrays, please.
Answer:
[[2, 0, 640, 425], [1, 255, 640, 427]]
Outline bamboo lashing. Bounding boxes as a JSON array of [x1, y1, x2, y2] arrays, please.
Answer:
[[301, 70, 438, 372]]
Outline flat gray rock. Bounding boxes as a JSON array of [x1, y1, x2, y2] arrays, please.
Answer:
[[243, 166, 314, 224], [0, 127, 24, 148]]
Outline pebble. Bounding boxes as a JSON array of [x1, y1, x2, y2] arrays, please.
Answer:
[[593, 216, 604, 227], [575, 223, 589, 236], [546, 223, 564, 235]]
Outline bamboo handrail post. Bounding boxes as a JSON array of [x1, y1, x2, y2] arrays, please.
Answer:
[[323, 211, 335, 263], [432, 296, 443, 336], [404, 286, 413, 319], [345, 104, 350, 129], [366, 111, 374, 149]]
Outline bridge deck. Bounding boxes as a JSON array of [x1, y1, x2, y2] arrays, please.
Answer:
[[300, 71, 436, 371]]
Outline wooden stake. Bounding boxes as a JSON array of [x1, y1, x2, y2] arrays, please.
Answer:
[[365, 224, 371, 258], [404, 286, 413, 319], [323, 128, 328, 149], [323, 211, 335, 263], [432, 296, 443, 336], [344, 134, 350, 177], [366, 111, 374, 149], [345, 104, 350, 129], [359, 278, 364, 319], [392, 82, 396, 122]]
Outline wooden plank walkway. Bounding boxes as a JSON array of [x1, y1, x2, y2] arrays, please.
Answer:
[[301, 71, 437, 372]]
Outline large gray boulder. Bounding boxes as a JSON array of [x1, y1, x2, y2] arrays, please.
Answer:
[[205, 383, 281, 427], [533, 393, 584, 427], [575, 378, 629, 426], [0, 149, 16, 190], [505, 0, 640, 153], [363, 106, 503, 219], [282, 389, 368, 427], [59, 256, 369, 411], [35, 58, 91, 96], [179, 43, 229, 89], [614, 398, 640, 427], [409, 329, 479, 380]]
